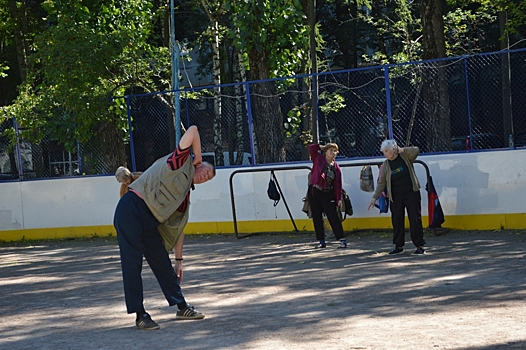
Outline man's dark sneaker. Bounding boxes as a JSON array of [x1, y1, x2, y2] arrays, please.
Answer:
[[414, 247, 426, 255], [339, 240, 347, 248], [388, 247, 404, 255], [136, 312, 160, 330], [176, 305, 205, 320], [316, 242, 326, 248]]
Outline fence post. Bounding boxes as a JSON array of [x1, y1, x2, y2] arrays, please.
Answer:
[[184, 89, 191, 126], [125, 96, 137, 172], [383, 65, 394, 139], [313, 73, 320, 143], [13, 117, 23, 179], [174, 42, 181, 145], [245, 82, 256, 166], [463, 57, 473, 148], [76, 141, 81, 175]]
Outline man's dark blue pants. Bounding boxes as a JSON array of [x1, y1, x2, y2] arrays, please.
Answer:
[[113, 191, 185, 314]]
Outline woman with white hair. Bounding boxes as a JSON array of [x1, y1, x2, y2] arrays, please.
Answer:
[[367, 139, 426, 255]]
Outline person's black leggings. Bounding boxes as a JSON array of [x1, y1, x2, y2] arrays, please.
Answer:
[[390, 190, 426, 248], [308, 186, 344, 241]]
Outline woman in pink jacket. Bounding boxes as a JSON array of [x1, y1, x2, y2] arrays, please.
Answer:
[[308, 143, 346, 248]]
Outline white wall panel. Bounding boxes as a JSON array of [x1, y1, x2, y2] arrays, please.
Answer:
[[0, 182, 23, 230], [18, 176, 119, 229], [0, 149, 525, 231]]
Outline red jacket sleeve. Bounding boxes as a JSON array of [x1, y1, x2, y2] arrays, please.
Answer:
[[308, 144, 321, 160]]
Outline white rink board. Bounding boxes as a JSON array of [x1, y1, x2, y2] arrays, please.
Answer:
[[0, 149, 525, 231]]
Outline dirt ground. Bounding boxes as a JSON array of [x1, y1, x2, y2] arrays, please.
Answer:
[[1, 229, 525, 350]]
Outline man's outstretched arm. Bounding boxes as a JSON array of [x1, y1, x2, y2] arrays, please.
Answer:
[[173, 232, 185, 283], [178, 125, 202, 166]]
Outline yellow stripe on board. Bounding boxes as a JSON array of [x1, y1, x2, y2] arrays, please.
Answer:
[[0, 226, 117, 242], [186, 213, 526, 233], [1, 213, 526, 242]]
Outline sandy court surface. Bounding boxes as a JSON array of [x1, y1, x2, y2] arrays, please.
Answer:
[[1, 229, 525, 350]]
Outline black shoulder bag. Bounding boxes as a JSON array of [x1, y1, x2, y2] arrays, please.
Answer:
[[267, 171, 281, 206]]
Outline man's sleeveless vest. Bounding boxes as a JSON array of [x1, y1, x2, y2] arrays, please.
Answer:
[[128, 155, 194, 251]]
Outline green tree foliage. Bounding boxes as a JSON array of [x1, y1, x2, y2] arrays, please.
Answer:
[[318, 0, 522, 68], [502, 0, 526, 37], [444, 1, 500, 54], [0, 0, 47, 103], [2, 0, 170, 171], [227, 0, 310, 79], [0, 0, 524, 173], [360, 0, 422, 65], [225, 0, 311, 163]]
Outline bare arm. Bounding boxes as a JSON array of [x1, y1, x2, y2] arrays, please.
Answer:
[[178, 125, 202, 166], [119, 184, 128, 198], [173, 232, 185, 283], [367, 198, 376, 211]]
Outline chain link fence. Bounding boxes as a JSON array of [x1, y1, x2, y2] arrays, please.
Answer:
[[0, 118, 107, 180], [2, 48, 526, 180]]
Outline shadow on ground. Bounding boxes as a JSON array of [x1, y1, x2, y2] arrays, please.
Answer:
[[1, 230, 525, 350]]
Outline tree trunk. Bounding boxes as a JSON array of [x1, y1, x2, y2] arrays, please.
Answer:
[[308, 0, 318, 144], [233, 47, 247, 165], [420, 0, 451, 151], [349, 1, 358, 69], [98, 118, 127, 173], [500, 11, 513, 145], [372, 0, 387, 57], [300, 77, 313, 156], [32, 142, 45, 178], [210, 20, 223, 166], [335, 0, 357, 69], [7, 0, 27, 81], [299, 0, 314, 158], [202, 1, 224, 165], [405, 80, 423, 146], [8, 149, 18, 179], [247, 50, 285, 164]]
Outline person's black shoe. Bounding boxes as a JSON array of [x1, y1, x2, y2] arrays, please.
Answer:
[[176, 305, 205, 320], [388, 247, 404, 255], [414, 247, 426, 255], [136, 312, 160, 330], [316, 243, 326, 248]]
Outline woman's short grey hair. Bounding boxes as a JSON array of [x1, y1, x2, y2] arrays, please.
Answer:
[[115, 166, 131, 183], [380, 139, 398, 152]]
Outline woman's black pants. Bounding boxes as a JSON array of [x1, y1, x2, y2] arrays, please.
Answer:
[[308, 186, 344, 241], [390, 190, 426, 248]]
